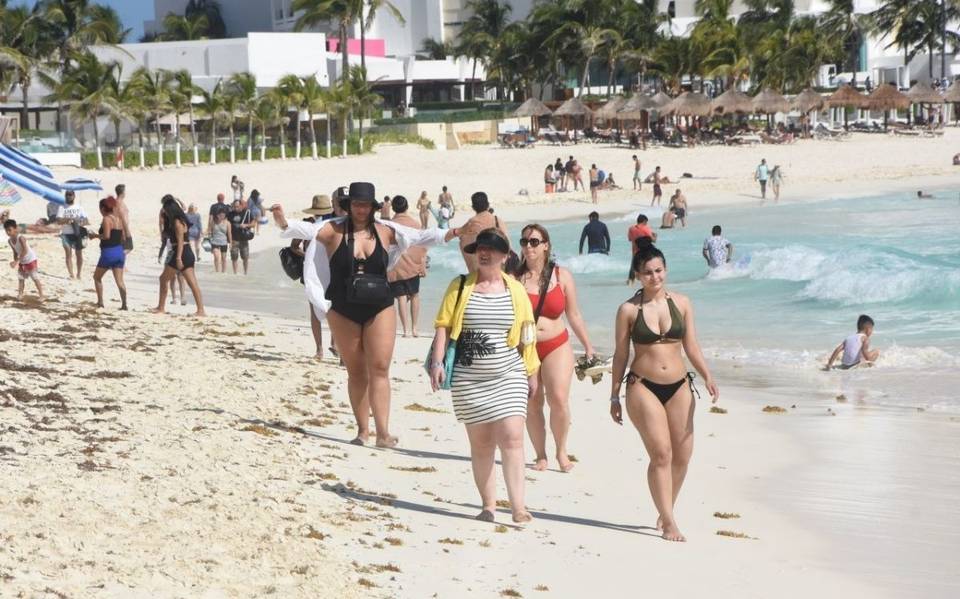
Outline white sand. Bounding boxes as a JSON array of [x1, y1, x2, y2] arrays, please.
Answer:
[[2, 132, 960, 597]]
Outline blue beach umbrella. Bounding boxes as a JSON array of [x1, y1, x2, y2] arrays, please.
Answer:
[[62, 178, 104, 192], [0, 144, 65, 204]]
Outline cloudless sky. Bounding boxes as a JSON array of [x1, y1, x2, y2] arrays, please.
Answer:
[[10, 0, 151, 42]]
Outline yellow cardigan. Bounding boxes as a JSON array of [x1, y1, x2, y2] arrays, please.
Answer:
[[434, 272, 540, 376]]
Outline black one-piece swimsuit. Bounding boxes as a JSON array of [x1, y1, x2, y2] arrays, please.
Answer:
[[326, 225, 393, 325]]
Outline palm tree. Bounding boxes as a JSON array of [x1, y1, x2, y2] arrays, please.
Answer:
[[361, 0, 405, 74], [278, 74, 306, 159], [198, 79, 225, 165], [105, 67, 142, 169], [1, 5, 53, 130], [133, 67, 173, 169], [49, 51, 119, 169], [185, 0, 226, 38], [348, 65, 382, 152], [173, 70, 201, 165], [456, 0, 512, 100], [162, 12, 210, 41], [220, 90, 238, 163], [300, 75, 327, 159], [292, 0, 359, 83], [252, 94, 278, 161], [652, 36, 692, 94], [168, 75, 192, 167], [419, 37, 452, 60], [870, 0, 924, 72], [819, 0, 871, 87], [226, 71, 258, 162], [326, 78, 355, 157]]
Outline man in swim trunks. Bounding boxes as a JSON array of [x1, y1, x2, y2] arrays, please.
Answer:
[[579, 211, 610, 254], [824, 314, 880, 370], [651, 166, 665, 207], [589, 164, 599, 204], [670, 189, 688, 227], [755, 158, 769, 200], [632, 155, 642, 190], [56, 190, 88, 279]]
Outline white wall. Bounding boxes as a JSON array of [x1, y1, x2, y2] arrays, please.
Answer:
[[247, 32, 330, 87]]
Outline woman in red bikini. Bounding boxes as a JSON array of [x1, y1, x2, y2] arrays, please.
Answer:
[[514, 224, 595, 472]]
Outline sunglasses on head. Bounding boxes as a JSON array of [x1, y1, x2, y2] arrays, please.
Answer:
[[519, 238, 545, 248]]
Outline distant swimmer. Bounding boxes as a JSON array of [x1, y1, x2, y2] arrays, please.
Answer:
[[824, 314, 880, 370], [702, 225, 732, 268], [579, 211, 610, 254], [917, 190, 934, 199]]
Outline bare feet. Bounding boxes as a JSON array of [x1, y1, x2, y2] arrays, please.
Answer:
[[348, 437, 365, 446], [533, 457, 548, 471], [557, 453, 575, 473], [375, 435, 399, 449], [314, 351, 324, 360], [512, 510, 533, 524], [193, 310, 206, 317], [660, 520, 686, 542], [96, 302, 104, 308], [475, 509, 495, 522], [149, 307, 165, 314], [656, 515, 663, 531], [120, 305, 128, 311], [411, 330, 418, 338], [401, 332, 409, 338]]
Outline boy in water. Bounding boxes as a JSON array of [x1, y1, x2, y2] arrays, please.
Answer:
[[824, 315, 880, 370], [5, 219, 44, 301]]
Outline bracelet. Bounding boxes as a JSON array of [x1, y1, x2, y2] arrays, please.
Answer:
[[429, 362, 444, 370], [609, 396, 621, 403]]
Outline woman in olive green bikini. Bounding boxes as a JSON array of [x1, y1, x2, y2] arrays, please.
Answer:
[[609, 245, 719, 542]]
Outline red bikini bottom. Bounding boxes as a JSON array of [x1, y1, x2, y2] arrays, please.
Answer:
[[536, 329, 569, 361]]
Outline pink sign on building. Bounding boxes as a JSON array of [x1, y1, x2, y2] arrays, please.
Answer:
[[327, 38, 385, 57]]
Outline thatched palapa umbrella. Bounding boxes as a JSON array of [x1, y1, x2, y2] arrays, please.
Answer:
[[711, 88, 753, 115], [865, 83, 909, 131], [664, 92, 712, 117], [553, 96, 593, 138], [752, 88, 791, 115], [513, 98, 552, 133], [906, 82, 944, 125], [825, 84, 865, 130], [650, 91, 673, 111], [618, 93, 657, 120], [594, 95, 626, 122], [943, 84, 960, 123], [792, 88, 825, 137]]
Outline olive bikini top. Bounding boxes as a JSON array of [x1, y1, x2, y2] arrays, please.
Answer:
[[631, 291, 685, 344]]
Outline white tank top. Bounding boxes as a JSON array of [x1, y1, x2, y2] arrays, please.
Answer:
[[9, 236, 36, 265], [841, 333, 864, 366]]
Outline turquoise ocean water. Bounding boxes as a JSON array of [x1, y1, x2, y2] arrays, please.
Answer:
[[216, 191, 959, 412]]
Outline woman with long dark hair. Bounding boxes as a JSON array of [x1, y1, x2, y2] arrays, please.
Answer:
[[513, 224, 594, 472], [88, 196, 127, 310], [151, 195, 205, 316], [610, 245, 718, 542], [271, 182, 460, 447]]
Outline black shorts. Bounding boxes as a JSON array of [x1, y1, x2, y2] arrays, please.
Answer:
[[213, 244, 227, 253], [123, 236, 133, 251], [673, 208, 685, 218], [389, 276, 421, 298], [590, 181, 599, 189], [165, 245, 196, 271], [653, 184, 662, 196]]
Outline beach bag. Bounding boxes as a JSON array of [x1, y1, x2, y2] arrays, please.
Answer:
[[201, 238, 213, 253], [239, 210, 255, 241], [424, 275, 466, 390], [279, 247, 304, 281], [345, 222, 391, 305]]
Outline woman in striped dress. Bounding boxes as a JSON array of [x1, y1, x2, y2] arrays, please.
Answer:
[[431, 228, 540, 523]]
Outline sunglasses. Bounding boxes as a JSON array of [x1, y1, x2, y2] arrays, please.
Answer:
[[519, 238, 546, 248]]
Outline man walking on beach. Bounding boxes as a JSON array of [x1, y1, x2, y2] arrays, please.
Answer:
[[579, 211, 610, 254], [115, 184, 134, 255], [651, 166, 665, 206], [207, 193, 230, 235], [632, 155, 642, 190], [459, 192, 508, 273], [56, 190, 87, 279], [589, 164, 599, 204], [755, 158, 769, 200], [702, 225, 733, 268]]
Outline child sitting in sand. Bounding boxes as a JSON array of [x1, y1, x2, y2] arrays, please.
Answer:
[[4, 219, 44, 301], [824, 315, 880, 370]]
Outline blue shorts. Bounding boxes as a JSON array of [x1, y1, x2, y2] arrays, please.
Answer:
[[97, 245, 126, 269]]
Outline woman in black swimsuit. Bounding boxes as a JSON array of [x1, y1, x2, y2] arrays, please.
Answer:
[[609, 245, 718, 542], [151, 195, 205, 316], [316, 182, 460, 448]]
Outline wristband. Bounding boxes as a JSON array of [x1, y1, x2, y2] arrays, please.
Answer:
[[429, 362, 444, 370], [610, 396, 621, 403]]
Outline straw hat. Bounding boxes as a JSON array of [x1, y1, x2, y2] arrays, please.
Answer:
[[304, 194, 333, 216]]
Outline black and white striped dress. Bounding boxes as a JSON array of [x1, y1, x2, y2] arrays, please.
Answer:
[[451, 291, 529, 424]]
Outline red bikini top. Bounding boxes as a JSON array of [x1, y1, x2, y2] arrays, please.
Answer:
[[528, 267, 566, 320]]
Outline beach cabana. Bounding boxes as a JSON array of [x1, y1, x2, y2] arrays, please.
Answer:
[[792, 88, 825, 137], [825, 84, 865, 130], [865, 83, 910, 131], [711, 88, 753, 115], [513, 98, 553, 133], [905, 82, 944, 125], [593, 95, 627, 123], [618, 93, 656, 120], [553, 97, 594, 140], [943, 84, 960, 123], [663, 92, 712, 117]]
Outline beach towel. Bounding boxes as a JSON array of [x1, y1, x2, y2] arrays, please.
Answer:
[[0, 174, 23, 205]]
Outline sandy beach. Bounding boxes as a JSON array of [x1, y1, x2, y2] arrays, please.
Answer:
[[2, 132, 959, 597]]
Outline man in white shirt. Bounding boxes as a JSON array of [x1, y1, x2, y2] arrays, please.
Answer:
[[55, 190, 88, 279], [702, 225, 733, 268]]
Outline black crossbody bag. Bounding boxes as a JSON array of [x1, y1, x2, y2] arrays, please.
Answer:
[[346, 221, 392, 304]]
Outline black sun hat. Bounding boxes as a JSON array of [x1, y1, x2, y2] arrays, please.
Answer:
[[338, 182, 380, 210], [463, 227, 510, 254]]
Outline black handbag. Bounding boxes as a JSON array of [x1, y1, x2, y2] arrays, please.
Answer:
[[279, 247, 303, 281], [346, 222, 391, 305], [239, 210, 255, 241]]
